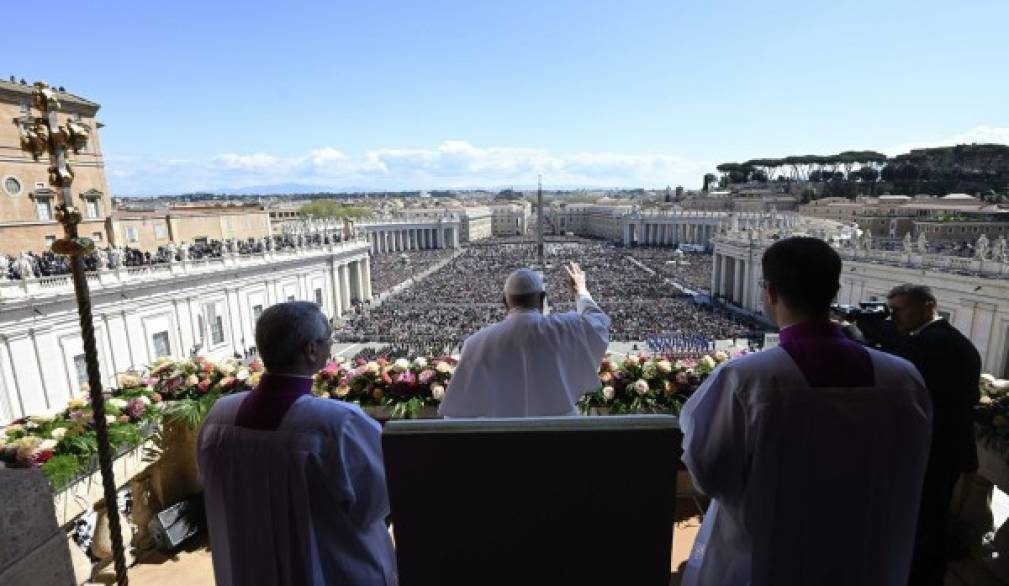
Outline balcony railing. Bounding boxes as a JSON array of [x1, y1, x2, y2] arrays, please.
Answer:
[[0, 238, 371, 301]]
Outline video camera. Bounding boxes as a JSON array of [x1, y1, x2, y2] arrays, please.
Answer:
[[829, 302, 890, 323], [830, 302, 898, 350]]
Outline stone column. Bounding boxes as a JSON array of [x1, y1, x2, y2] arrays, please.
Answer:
[[711, 253, 721, 296], [362, 256, 372, 300], [354, 260, 366, 302], [719, 255, 729, 298], [340, 264, 352, 313], [733, 259, 744, 304], [331, 262, 343, 318]]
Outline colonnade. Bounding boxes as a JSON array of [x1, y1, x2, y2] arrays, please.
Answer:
[[331, 255, 372, 316], [365, 225, 460, 255], [711, 250, 760, 311], [623, 222, 716, 248]]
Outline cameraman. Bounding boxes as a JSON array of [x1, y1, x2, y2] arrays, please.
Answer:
[[861, 284, 981, 586]]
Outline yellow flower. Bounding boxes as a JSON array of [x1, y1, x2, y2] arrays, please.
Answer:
[[67, 398, 86, 409], [334, 385, 350, 398]]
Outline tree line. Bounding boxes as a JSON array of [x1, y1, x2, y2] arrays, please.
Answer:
[[710, 144, 1009, 202]]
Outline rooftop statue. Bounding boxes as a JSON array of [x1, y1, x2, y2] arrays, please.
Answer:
[[976, 233, 989, 260]]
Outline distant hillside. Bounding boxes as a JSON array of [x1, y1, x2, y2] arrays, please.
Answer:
[[713, 144, 1009, 202]]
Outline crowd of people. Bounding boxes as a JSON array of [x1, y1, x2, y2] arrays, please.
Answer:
[[1, 233, 346, 280], [336, 241, 767, 349], [627, 248, 713, 293], [368, 249, 457, 295]]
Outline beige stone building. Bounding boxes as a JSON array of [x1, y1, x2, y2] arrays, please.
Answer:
[[0, 79, 109, 255], [107, 205, 272, 250]]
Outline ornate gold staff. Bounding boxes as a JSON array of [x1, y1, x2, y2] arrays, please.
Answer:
[[29, 81, 129, 585]]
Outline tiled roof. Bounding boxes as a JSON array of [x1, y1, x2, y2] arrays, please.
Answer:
[[0, 79, 99, 111]]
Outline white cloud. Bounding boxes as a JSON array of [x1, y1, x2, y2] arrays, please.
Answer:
[[106, 140, 714, 195]]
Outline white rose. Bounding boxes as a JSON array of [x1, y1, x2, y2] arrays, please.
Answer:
[[39, 439, 58, 451], [393, 358, 410, 373], [108, 398, 128, 409], [602, 386, 615, 401], [435, 361, 452, 374], [29, 409, 61, 424], [186, 374, 200, 386], [50, 427, 67, 441], [136, 395, 152, 406], [366, 361, 380, 373], [624, 355, 640, 367], [714, 351, 729, 363], [656, 360, 673, 374], [106, 415, 116, 425], [980, 395, 993, 405], [236, 368, 251, 381], [413, 357, 428, 369], [700, 355, 716, 369], [431, 384, 445, 401], [633, 379, 650, 396]]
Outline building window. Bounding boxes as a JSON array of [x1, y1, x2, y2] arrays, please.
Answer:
[[152, 331, 172, 358], [92, 232, 103, 242], [45, 235, 56, 246], [252, 304, 264, 321], [314, 288, 323, 305], [154, 224, 168, 239], [36, 198, 53, 220], [126, 227, 139, 242], [85, 199, 100, 219], [19, 101, 30, 113], [73, 354, 88, 389], [203, 302, 225, 346], [3, 176, 21, 197]]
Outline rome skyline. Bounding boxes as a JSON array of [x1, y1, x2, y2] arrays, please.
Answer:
[[3, 0, 1008, 195]]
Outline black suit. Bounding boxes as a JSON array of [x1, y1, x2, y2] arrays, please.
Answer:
[[890, 319, 981, 586]]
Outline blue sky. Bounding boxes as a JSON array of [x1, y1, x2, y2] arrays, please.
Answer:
[[5, 0, 1008, 195]]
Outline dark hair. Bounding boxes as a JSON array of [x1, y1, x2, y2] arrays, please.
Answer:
[[255, 301, 328, 370], [761, 237, 841, 315], [886, 283, 936, 305]]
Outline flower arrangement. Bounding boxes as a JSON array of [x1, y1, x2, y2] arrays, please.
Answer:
[[3, 349, 740, 491], [577, 351, 731, 415], [976, 373, 1009, 454], [313, 355, 456, 419], [0, 386, 165, 490]]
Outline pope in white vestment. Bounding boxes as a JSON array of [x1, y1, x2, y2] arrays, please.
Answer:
[[679, 320, 932, 586], [439, 264, 610, 417]]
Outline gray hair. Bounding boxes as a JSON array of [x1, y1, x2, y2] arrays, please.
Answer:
[[886, 283, 937, 306], [255, 301, 329, 370]]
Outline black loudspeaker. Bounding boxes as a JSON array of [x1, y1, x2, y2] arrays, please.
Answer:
[[148, 493, 206, 553]]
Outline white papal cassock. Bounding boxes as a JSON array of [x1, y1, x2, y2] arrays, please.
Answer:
[[679, 320, 932, 586], [198, 373, 397, 586], [439, 293, 610, 417]]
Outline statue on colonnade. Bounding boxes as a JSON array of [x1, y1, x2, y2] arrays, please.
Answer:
[[993, 236, 1008, 265], [976, 234, 989, 260], [916, 232, 927, 255], [903, 232, 913, 254]]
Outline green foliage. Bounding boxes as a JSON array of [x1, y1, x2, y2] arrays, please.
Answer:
[[161, 392, 222, 429], [299, 200, 371, 219], [107, 423, 143, 451], [40, 454, 83, 491]]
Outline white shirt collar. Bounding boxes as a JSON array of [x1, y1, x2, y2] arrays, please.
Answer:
[[910, 316, 942, 336]]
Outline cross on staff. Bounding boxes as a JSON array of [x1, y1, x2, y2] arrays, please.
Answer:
[[28, 81, 130, 585]]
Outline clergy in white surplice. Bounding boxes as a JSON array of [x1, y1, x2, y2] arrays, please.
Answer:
[[198, 302, 397, 586], [680, 238, 932, 586], [439, 263, 610, 417]]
